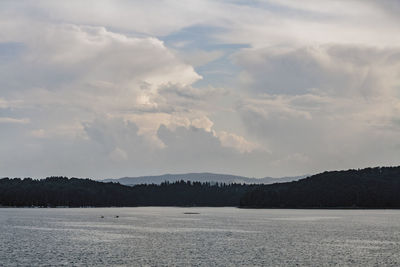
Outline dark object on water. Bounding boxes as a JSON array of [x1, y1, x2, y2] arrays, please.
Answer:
[[100, 216, 104, 218], [115, 215, 119, 218], [183, 212, 200, 215]]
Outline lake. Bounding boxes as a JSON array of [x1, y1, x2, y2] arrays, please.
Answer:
[[1, 207, 400, 266]]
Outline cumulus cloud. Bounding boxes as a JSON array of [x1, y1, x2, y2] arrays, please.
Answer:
[[0, 11, 261, 177], [2, 23, 201, 91], [217, 131, 259, 153], [1, 1, 400, 178], [191, 116, 214, 132], [0, 23, 203, 136]]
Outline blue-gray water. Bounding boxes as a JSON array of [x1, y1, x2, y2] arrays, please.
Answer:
[[1, 207, 400, 266]]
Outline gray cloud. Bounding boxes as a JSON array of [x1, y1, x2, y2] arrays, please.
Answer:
[[235, 44, 400, 174], [234, 45, 400, 97], [0, 116, 270, 178]]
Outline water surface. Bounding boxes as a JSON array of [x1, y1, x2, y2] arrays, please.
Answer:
[[1, 207, 400, 266]]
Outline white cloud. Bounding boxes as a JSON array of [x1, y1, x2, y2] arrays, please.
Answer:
[[4, 0, 399, 48], [0, 117, 30, 124], [217, 131, 259, 153], [0, 23, 203, 135], [191, 116, 214, 132]]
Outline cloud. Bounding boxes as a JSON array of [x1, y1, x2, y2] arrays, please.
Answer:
[[155, 124, 269, 175], [0, 20, 234, 178], [217, 131, 259, 153], [0, 117, 30, 124], [234, 45, 400, 97], [0, 23, 203, 135], [0, 115, 270, 178], [0, 98, 10, 109], [177, 50, 224, 67], [5, 0, 400, 48], [235, 44, 400, 173], [5, 23, 200, 89], [191, 116, 214, 132], [1, 1, 400, 178]]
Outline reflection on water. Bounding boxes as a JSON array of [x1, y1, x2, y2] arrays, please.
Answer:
[[1, 207, 400, 266]]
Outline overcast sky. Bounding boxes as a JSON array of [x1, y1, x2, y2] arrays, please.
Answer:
[[1, 0, 400, 179]]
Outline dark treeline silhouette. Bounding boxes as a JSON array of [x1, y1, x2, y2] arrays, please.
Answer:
[[0, 177, 138, 207], [240, 166, 400, 208], [0, 177, 254, 207], [2, 166, 400, 208]]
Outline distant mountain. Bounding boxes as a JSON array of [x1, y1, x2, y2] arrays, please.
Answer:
[[102, 173, 306, 186]]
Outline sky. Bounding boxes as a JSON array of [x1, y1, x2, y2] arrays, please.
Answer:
[[1, 0, 400, 179]]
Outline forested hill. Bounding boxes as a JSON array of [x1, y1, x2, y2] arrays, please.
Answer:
[[1, 166, 400, 208], [240, 166, 400, 208], [0, 177, 255, 207]]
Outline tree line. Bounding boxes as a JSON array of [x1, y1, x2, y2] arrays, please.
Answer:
[[240, 166, 400, 208], [1, 166, 400, 208], [0, 177, 255, 207]]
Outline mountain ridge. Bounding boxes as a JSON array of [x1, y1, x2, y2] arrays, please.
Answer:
[[102, 172, 306, 186]]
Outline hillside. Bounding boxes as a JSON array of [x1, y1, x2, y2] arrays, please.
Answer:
[[0, 177, 254, 207], [240, 166, 400, 208], [102, 173, 305, 185], [0, 177, 139, 207]]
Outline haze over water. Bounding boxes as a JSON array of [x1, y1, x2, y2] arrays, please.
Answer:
[[1, 207, 400, 266]]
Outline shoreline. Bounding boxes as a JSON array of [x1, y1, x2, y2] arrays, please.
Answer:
[[1, 205, 400, 210]]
